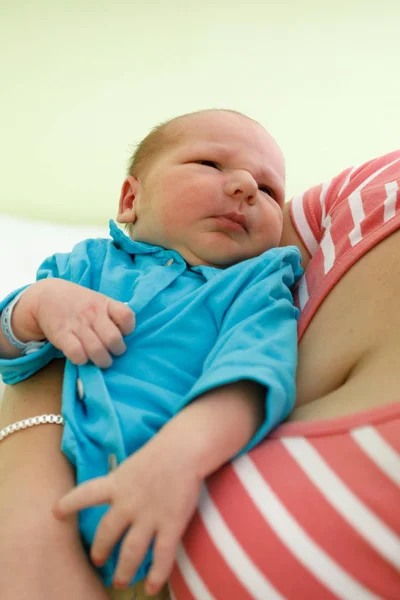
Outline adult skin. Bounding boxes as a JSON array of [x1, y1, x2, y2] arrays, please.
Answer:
[[1, 204, 399, 599]]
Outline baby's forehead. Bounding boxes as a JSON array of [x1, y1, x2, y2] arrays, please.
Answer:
[[170, 127, 258, 155], [174, 113, 275, 151], [163, 110, 285, 177]]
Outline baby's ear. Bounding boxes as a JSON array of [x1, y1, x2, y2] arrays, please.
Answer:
[[117, 176, 139, 223]]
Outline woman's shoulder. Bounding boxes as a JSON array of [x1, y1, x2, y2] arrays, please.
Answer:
[[285, 149, 400, 263]]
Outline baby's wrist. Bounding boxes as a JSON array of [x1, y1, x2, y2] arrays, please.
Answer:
[[11, 284, 47, 343], [153, 416, 217, 481]]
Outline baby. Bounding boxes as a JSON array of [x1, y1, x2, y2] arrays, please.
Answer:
[[0, 109, 302, 597]]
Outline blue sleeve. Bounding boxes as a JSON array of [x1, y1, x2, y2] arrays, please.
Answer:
[[182, 247, 302, 455], [0, 239, 107, 385]]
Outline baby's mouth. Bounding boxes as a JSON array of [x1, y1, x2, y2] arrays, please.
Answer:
[[213, 212, 248, 232]]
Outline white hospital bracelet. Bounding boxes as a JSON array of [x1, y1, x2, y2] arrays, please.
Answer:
[[1, 289, 47, 355], [0, 414, 63, 443]]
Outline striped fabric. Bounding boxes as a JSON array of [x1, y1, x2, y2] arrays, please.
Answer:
[[170, 151, 400, 599], [291, 150, 400, 340], [170, 405, 400, 599]]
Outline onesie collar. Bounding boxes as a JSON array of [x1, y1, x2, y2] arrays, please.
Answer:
[[109, 220, 219, 279], [109, 220, 183, 261]]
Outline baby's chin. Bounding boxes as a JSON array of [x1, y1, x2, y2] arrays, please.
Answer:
[[175, 235, 273, 268], [184, 250, 259, 269]]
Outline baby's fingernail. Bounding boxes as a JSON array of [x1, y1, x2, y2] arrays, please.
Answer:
[[145, 581, 159, 596], [113, 579, 128, 589]]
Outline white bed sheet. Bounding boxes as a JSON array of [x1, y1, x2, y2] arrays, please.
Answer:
[[0, 215, 109, 297]]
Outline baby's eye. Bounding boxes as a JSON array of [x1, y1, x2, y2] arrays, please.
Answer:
[[197, 160, 220, 169], [259, 185, 275, 198]]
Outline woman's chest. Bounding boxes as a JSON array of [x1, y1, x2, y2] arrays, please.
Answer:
[[295, 229, 400, 410]]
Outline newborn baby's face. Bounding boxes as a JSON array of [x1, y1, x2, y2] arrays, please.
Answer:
[[125, 110, 285, 268]]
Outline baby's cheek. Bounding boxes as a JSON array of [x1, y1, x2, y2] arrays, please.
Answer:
[[164, 204, 196, 229], [255, 221, 282, 252]]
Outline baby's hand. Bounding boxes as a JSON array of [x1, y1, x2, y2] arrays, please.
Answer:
[[14, 279, 135, 368], [53, 436, 203, 595]]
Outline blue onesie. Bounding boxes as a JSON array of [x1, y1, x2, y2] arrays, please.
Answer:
[[0, 221, 302, 585]]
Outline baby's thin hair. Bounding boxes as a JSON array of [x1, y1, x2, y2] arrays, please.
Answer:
[[125, 118, 182, 235], [127, 120, 180, 178], [127, 108, 256, 178]]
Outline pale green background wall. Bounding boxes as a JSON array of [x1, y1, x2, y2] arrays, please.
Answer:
[[1, 0, 399, 225]]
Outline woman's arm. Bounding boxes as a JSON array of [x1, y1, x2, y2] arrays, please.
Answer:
[[0, 360, 110, 600]]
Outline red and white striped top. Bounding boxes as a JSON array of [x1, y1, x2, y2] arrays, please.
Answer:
[[171, 403, 400, 600], [170, 151, 400, 600], [292, 149, 400, 340]]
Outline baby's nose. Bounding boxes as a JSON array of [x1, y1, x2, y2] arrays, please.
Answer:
[[224, 171, 257, 205]]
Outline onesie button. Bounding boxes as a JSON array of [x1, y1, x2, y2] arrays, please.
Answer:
[[76, 378, 84, 400], [108, 453, 118, 472], [165, 258, 174, 266]]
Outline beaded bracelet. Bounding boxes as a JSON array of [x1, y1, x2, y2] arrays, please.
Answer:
[[0, 414, 64, 443]]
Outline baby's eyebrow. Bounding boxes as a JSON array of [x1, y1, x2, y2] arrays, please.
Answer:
[[259, 164, 284, 187], [192, 142, 227, 155]]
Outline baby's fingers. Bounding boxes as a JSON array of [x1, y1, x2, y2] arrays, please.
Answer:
[[145, 532, 180, 595], [60, 326, 112, 368], [60, 332, 89, 365], [90, 508, 130, 567], [108, 301, 135, 337], [54, 476, 111, 519], [92, 316, 127, 358], [113, 523, 154, 589]]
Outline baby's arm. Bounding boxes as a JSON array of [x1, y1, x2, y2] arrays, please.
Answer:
[[0, 278, 135, 367], [54, 379, 264, 595]]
